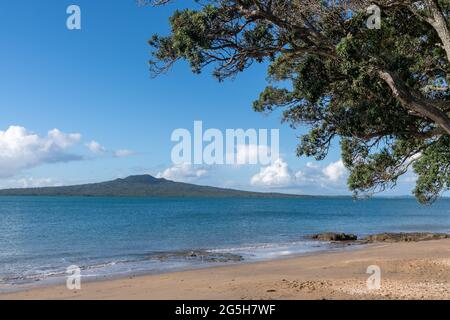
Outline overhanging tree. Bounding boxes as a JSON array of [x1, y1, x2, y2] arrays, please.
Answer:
[[145, 0, 450, 203]]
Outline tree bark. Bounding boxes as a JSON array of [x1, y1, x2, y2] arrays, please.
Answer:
[[425, 0, 450, 62], [378, 70, 450, 135]]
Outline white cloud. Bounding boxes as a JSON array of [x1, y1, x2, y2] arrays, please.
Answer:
[[251, 158, 349, 189], [322, 160, 347, 182], [296, 159, 348, 186], [306, 161, 319, 169], [86, 140, 107, 154], [0, 126, 135, 179], [114, 149, 134, 158], [86, 140, 134, 158], [235, 144, 272, 165], [251, 158, 293, 187], [15, 177, 62, 188], [156, 163, 208, 182], [48, 129, 81, 148], [0, 126, 82, 178]]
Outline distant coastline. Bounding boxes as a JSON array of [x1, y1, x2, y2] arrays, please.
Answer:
[[0, 174, 427, 199], [0, 174, 316, 198]]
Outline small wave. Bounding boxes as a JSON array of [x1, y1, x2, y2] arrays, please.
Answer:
[[204, 239, 353, 262], [0, 269, 66, 284], [0, 241, 336, 288]]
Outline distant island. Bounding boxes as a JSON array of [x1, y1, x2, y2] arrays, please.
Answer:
[[0, 175, 309, 198]]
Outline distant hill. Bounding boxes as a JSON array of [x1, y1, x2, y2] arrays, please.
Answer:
[[0, 175, 308, 198]]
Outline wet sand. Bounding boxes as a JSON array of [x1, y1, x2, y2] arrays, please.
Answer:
[[2, 239, 449, 300]]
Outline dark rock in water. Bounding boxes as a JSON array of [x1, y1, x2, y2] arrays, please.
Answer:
[[310, 232, 358, 241], [154, 250, 243, 263], [363, 232, 449, 243]]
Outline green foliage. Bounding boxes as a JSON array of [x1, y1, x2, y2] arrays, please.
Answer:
[[414, 137, 450, 203], [148, 1, 450, 203]]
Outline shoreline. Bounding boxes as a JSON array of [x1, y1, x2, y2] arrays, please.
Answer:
[[0, 240, 365, 295], [2, 239, 449, 300]]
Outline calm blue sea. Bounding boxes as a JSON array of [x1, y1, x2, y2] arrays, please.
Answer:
[[0, 196, 449, 290]]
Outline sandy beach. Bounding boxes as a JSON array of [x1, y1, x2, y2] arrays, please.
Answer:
[[1, 239, 449, 300]]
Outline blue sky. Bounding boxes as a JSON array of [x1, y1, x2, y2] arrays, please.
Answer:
[[0, 0, 417, 195]]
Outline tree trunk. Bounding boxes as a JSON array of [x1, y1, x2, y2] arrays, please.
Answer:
[[426, 0, 450, 62], [378, 70, 450, 135]]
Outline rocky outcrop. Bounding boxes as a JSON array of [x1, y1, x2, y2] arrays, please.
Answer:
[[310, 232, 358, 241], [310, 232, 450, 243], [363, 232, 449, 243]]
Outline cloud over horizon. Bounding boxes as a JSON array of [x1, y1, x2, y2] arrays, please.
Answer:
[[86, 140, 135, 158], [250, 158, 293, 187], [156, 163, 208, 182], [0, 126, 83, 178], [0, 126, 135, 179], [251, 158, 349, 190]]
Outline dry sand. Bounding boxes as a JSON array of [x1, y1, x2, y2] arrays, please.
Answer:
[[1, 239, 449, 300]]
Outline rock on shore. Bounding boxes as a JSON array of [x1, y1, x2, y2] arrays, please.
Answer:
[[310, 232, 449, 243], [310, 232, 358, 241], [363, 232, 449, 243]]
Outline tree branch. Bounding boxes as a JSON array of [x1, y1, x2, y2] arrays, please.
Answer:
[[378, 70, 450, 135]]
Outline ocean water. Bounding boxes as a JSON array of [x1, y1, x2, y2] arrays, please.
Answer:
[[0, 196, 449, 290]]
